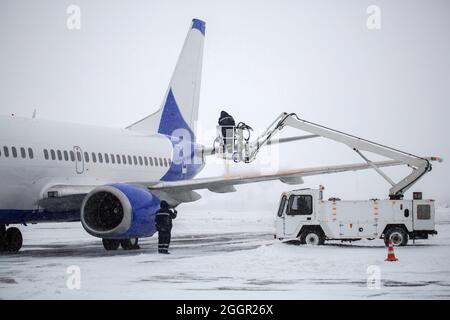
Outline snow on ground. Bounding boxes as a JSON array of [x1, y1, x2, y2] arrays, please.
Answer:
[[1, 208, 450, 299]]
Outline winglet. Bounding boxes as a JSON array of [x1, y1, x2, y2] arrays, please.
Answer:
[[192, 18, 206, 36]]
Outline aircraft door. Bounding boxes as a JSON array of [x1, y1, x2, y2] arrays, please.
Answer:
[[73, 146, 84, 174]]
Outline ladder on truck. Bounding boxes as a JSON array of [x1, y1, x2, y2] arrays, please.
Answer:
[[213, 112, 442, 200]]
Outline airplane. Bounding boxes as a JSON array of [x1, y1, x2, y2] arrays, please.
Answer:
[[0, 19, 425, 252]]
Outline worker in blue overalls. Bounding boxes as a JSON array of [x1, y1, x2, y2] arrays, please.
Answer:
[[155, 200, 177, 254]]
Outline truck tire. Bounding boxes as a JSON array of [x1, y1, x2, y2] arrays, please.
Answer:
[[300, 229, 325, 246], [384, 227, 408, 247]]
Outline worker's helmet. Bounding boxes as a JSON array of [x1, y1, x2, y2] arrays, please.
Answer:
[[160, 200, 169, 209]]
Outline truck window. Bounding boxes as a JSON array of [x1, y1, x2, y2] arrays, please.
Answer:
[[277, 196, 287, 217], [417, 205, 431, 220], [288, 195, 313, 215]]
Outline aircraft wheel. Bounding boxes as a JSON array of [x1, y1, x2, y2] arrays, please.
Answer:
[[120, 238, 139, 250], [5, 227, 23, 252], [0, 224, 6, 251], [102, 239, 120, 251]]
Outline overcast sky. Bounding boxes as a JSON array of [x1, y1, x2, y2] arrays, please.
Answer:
[[1, 0, 449, 211]]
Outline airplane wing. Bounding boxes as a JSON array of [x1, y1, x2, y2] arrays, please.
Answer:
[[38, 160, 401, 210], [148, 160, 401, 192], [145, 160, 402, 204]]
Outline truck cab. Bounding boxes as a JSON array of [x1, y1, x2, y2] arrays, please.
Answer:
[[275, 187, 437, 246], [276, 188, 319, 239]]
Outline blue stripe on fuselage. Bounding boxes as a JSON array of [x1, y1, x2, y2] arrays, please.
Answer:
[[0, 209, 80, 225]]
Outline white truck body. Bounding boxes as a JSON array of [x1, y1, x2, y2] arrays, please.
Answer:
[[275, 188, 437, 246]]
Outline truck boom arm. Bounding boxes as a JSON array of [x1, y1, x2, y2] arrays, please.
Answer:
[[216, 112, 442, 199]]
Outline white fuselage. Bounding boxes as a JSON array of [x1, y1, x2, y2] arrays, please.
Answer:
[[0, 115, 179, 211]]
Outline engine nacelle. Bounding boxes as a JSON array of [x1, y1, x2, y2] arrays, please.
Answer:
[[81, 183, 159, 239]]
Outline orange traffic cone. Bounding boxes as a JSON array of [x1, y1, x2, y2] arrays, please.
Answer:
[[385, 240, 398, 261]]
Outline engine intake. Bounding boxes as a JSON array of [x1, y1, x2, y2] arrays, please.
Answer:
[[81, 184, 158, 239]]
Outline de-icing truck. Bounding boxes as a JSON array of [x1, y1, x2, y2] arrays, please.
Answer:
[[275, 187, 437, 246], [211, 112, 442, 246]]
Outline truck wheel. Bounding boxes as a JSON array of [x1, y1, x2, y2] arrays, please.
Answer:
[[102, 239, 120, 251], [300, 230, 325, 246], [384, 227, 408, 246]]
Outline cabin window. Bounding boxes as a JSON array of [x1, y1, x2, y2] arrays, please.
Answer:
[[63, 150, 69, 161], [12, 146, 17, 158], [159, 158, 163, 167], [104, 153, 109, 164], [138, 156, 143, 166], [154, 157, 158, 166], [43, 149, 48, 160], [288, 195, 313, 216], [3, 146, 9, 157], [76, 151, 82, 162], [110, 154, 115, 164], [98, 153, 103, 163], [163, 158, 168, 167], [116, 154, 121, 164], [50, 149, 56, 160], [127, 155, 131, 165], [149, 157, 153, 166], [168, 158, 172, 166], [144, 157, 148, 166], [70, 151, 75, 162], [122, 155, 126, 164], [57, 150, 62, 160], [84, 152, 90, 163], [132, 156, 137, 165], [20, 147, 26, 158], [92, 152, 97, 163]]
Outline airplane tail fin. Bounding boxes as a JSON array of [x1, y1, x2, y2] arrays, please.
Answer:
[[126, 18, 205, 141]]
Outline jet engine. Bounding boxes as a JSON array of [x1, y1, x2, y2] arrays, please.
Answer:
[[81, 183, 159, 239]]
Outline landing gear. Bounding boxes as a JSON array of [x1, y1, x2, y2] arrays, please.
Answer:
[[0, 225, 23, 253], [102, 238, 140, 251], [0, 224, 5, 251], [120, 238, 139, 250], [102, 239, 120, 251]]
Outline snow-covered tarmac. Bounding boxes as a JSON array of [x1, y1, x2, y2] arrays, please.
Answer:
[[1, 208, 450, 299]]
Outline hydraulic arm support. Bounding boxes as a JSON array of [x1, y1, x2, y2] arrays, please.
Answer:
[[215, 112, 441, 199]]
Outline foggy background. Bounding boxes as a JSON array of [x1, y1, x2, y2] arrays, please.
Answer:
[[1, 0, 449, 213]]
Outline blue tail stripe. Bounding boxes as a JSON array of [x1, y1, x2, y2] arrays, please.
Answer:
[[192, 18, 206, 36], [157, 88, 204, 182], [157, 88, 195, 142]]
